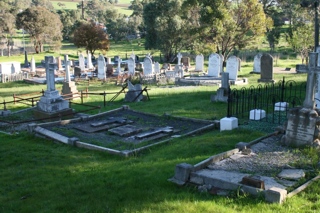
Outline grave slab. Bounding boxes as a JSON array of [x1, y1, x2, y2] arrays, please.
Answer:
[[108, 124, 143, 137]]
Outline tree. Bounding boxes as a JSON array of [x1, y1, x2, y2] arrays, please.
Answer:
[[72, 21, 110, 55], [196, 0, 271, 61], [143, 0, 193, 62], [0, 13, 16, 56], [16, 6, 63, 53], [57, 10, 82, 40]]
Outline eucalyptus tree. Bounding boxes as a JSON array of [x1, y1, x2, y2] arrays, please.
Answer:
[[196, 0, 271, 61], [16, 6, 63, 53], [143, 0, 193, 62]]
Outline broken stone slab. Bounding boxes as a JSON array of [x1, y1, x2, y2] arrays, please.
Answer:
[[90, 117, 128, 127], [134, 126, 173, 139], [277, 169, 305, 180], [108, 124, 143, 137]]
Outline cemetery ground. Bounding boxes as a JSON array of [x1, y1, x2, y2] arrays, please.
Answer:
[[2, 71, 320, 212]]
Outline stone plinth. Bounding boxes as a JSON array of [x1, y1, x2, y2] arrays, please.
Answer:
[[249, 109, 266, 120], [220, 117, 238, 131], [281, 107, 319, 147], [274, 102, 289, 111], [33, 107, 73, 121], [62, 81, 79, 99], [37, 90, 69, 112]]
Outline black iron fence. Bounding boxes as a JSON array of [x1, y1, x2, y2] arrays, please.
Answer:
[[227, 77, 307, 124]]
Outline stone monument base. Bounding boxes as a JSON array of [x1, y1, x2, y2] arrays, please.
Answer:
[[281, 107, 319, 147], [62, 81, 79, 99], [33, 108, 74, 121], [211, 88, 228, 102]]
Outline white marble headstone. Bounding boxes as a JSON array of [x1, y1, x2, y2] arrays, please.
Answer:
[[154, 62, 160, 74], [97, 54, 106, 80], [208, 53, 222, 77], [87, 52, 93, 69], [253, 53, 262, 73], [225, 55, 239, 80], [143, 57, 153, 75], [177, 52, 182, 66], [128, 57, 135, 75], [79, 53, 85, 71], [30, 56, 36, 73], [195, 54, 204, 71]]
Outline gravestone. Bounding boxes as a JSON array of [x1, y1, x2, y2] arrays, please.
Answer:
[[258, 53, 274, 83], [74, 66, 81, 77], [106, 64, 114, 76], [115, 58, 122, 75], [177, 52, 182, 66], [154, 62, 160, 74], [253, 53, 262, 73], [143, 57, 154, 75], [97, 54, 106, 80], [281, 52, 319, 147], [208, 53, 222, 77], [79, 53, 85, 71], [195, 54, 204, 71], [114, 56, 119, 64], [125, 80, 143, 102], [181, 57, 190, 67], [211, 72, 229, 102], [87, 52, 94, 69], [106, 57, 112, 64], [34, 56, 72, 120], [30, 56, 36, 73], [24, 51, 29, 67], [62, 55, 78, 99], [127, 57, 135, 76], [56, 56, 62, 70], [225, 56, 239, 80]]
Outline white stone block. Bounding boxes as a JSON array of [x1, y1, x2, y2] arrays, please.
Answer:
[[274, 102, 288, 111], [220, 117, 238, 131], [249, 109, 266, 120], [265, 187, 287, 204]]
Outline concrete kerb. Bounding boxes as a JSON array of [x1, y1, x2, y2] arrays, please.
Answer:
[[28, 105, 216, 157], [169, 131, 288, 203]]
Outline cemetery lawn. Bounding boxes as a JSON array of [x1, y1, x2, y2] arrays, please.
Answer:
[[1, 74, 320, 212]]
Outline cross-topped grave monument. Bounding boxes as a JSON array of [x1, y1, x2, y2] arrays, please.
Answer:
[[34, 56, 73, 120], [282, 52, 320, 147], [62, 55, 79, 99]]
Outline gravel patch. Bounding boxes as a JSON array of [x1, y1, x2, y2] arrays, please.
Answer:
[[208, 134, 312, 176]]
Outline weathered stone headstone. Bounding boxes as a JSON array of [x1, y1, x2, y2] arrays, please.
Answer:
[[114, 56, 119, 64], [211, 72, 229, 102], [74, 66, 81, 77], [62, 55, 78, 99], [106, 64, 114, 76], [225, 55, 239, 80], [87, 52, 93, 69], [125, 80, 143, 102], [127, 57, 135, 76], [24, 51, 28, 67], [115, 58, 122, 75], [97, 55, 106, 80], [181, 57, 190, 67], [56, 56, 62, 70], [143, 57, 154, 75], [153, 62, 160, 74], [195, 54, 204, 71], [208, 53, 222, 77], [79, 53, 85, 71], [282, 52, 318, 147], [258, 53, 274, 83], [30, 56, 36, 73], [253, 53, 262, 73]]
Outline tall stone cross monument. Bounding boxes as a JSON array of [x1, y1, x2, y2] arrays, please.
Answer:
[[282, 52, 320, 147], [34, 56, 73, 119]]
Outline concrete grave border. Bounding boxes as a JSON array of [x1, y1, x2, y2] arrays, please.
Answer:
[[27, 105, 215, 157], [168, 131, 320, 203]]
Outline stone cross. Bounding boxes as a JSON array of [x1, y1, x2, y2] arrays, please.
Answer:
[[303, 52, 317, 109], [64, 55, 71, 83], [177, 52, 182, 66], [45, 56, 56, 92]]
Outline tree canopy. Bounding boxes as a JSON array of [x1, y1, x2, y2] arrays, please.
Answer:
[[16, 6, 63, 53], [72, 21, 110, 55]]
